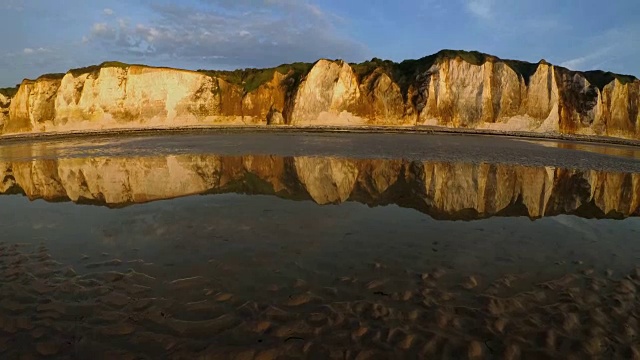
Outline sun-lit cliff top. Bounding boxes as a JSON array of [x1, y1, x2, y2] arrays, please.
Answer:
[[16, 49, 638, 93]]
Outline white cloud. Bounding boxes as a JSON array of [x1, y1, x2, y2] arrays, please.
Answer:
[[466, 0, 494, 20], [92, 23, 110, 33], [84, 1, 368, 67], [91, 22, 116, 39], [560, 47, 613, 70], [2, 0, 23, 11], [22, 47, 49, 55], [559, 25, 640, 73], [103, 8, 114, 16]]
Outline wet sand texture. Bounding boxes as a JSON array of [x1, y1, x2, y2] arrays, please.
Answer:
[[2, 242, 640, 358]]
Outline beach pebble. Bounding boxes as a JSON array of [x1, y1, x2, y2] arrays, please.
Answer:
[[352, 327, 368, 338], [307, 312, 328, 326], [31, 328, 47, 339], [285, 293, 313, 306], [213, 293, 233, 302], [264, 306, 295, 321], [254, 349, 278, 360], [251, 321, 271, 333], [463, 276, 479, 289], [168, 276, 206, 290], [563, 313, 580, 332], [322, 287, 338, 297], [398, 333, 416, 350], [494, 318, 507, 333], [100, 322, 136, 336], [503, 343, 520, 360], [63, 267, 76, 277], [36, 302, 65, 314], [468, 341, 484, 359], [432, 268, 446, 279], [400, 291, 413, 301], [354, 349, 380, 360], [100, 291, 131, 307], [618, 280, 636, 294], [36, 342, 61, 356], [16, 317, 33, 330], [0, 299, 29, 312], [365, 279, 387, 290], [106, 259, 124, 267], [233, 350, 255, 360]]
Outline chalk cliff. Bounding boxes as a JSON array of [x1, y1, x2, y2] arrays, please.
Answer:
[[1, 50, 639, 139], [1, 154, 638, 220]]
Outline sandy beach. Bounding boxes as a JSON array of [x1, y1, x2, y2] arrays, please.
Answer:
[[2, 239, 640, 359], [0, 132, 639, 358]]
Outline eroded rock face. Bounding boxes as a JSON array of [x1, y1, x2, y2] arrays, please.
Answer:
[[1, 154, 638, 220], [290, 60, 362, 125], [3, 51, 640, 139], [0, 92, 11, 132]]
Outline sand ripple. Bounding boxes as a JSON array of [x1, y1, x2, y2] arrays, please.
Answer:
[[2, 245, 640, 358]]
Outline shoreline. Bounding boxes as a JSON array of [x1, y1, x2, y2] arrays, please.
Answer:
[[1, 125, 640, 148]]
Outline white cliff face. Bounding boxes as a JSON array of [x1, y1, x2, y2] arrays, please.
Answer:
[[7, 78, 61, 133], [290, 60, 363, 126], [51, 66, 246, 133], [2, 51, 640, 139], [418, 59, 556, 131], [598, 79, 640, 137], [0, 92, 11, 131], [521, 63, 560, 132]]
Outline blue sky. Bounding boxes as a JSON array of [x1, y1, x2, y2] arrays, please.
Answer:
[[1, 0, 639, 87]]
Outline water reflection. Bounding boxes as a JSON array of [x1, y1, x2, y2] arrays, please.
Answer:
[[1, 153, 639, 219], [2, 135, 640, 358]]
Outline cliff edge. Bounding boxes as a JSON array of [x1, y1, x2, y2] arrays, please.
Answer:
[[1, 50, 638, 139]]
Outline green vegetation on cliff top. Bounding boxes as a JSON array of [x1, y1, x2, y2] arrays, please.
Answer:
[[582, 71, 636, 91], [37, 61, 141, 81], [352, 49, 637, 92], [14, 50, 638, 96], [68, 61, 132, 77], [351, 50, 542, 90], [197, 62, 314, 94], [31, 60, 316, 95], [0, 86, 19, 98]]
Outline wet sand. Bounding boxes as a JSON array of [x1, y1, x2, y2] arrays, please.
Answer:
[[1, 125, 640, 149], [3, 237, 640, 359], [2, 131, 640, 173], [1, 133, 640, 358], [1, 193, 640, 359]]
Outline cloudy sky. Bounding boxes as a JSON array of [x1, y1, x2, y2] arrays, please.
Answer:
[[1, 0, 639, 86]]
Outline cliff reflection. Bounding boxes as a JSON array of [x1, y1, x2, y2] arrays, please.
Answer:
[[1, 154, 638, 220]]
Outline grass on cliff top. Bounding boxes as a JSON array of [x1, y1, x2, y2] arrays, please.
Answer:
[[582, 70, 637, 91], [0, 86, 19, 97], [67, 61, 136, 77], [198, 62, 313, 94], [34, 61, 134, 81], [350, 50, 638, 93], [36, 73, 66, 80]]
